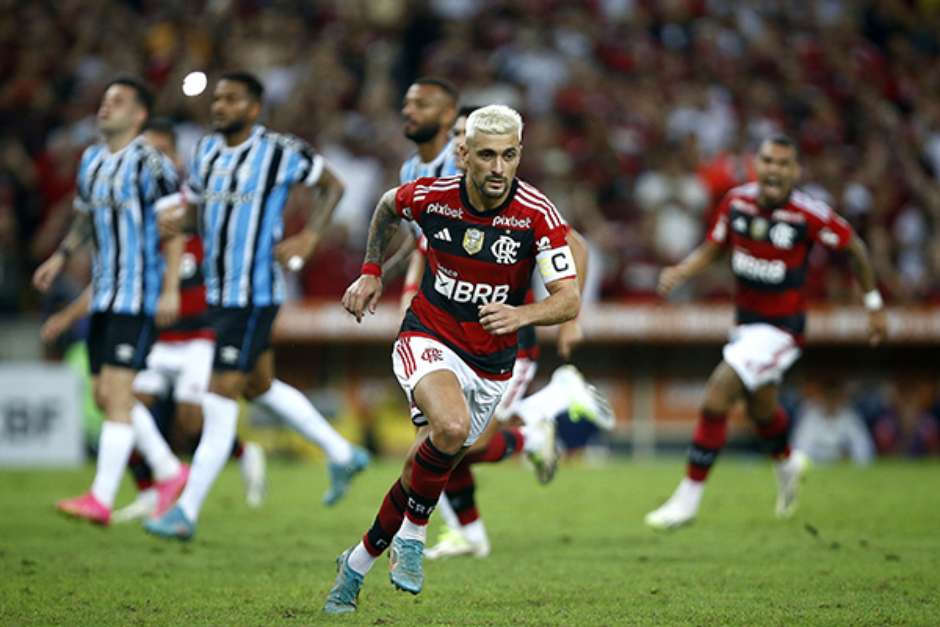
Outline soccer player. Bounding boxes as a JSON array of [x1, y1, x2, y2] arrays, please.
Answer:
[[324, 104, 581, 613], [644, 135, 887, 529], [145, 71, 368, 540], [32, 76, 189, 525], [411, 106, 613, 560], [41, 120, 268, 517]]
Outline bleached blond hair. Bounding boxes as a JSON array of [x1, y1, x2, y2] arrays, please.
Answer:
[[465, 104, 523, 142]]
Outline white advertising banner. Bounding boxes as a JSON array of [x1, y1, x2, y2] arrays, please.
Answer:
[[0, 364, 85, 467]]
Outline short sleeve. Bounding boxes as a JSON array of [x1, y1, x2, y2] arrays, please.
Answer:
[[532, 203, 576, 285], [185, 139, 206, 203], [706, 192, 734, 248], [141, 150, 182, 213], [807, 201, 852, 250], [73, 148, 95, 213], [280, 136, 324, 188], [394, 177, 436, 222]]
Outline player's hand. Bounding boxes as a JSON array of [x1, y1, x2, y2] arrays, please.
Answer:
[[158, 204, 187, 239], [657, 265, 687, 296], [33, 252, 66, 293], [557, 319, 584, 361], [155, 289, 180, 328], [479, 303, 526, 335], [276, 230, 319, 270], [40, 312, 72, 343], [342, 274, 382, 323], [867, 308, 887, 346]]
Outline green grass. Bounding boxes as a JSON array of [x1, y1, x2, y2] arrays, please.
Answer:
[[1, 458, 938, 626]]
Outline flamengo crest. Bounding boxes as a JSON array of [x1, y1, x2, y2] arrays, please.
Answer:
[[491, 235, 521, 264]]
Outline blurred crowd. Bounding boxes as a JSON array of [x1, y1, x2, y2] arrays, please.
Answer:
[[3, 0, 940, 313]]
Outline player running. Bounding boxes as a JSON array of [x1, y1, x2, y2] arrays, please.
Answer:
[[33, 76, 189, 526], [645, 135, 886, 529], [146, 72, 368, 541], [324, 104, 581, 613]]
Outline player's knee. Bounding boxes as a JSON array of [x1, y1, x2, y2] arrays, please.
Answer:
[[432, 416, 470, 452]]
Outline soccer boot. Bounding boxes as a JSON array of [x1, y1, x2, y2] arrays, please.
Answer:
[[144, 504, 195, 541], [526, 418, 559, 485], [323, 547, 364, 614], [56, 492, 111, 526], [551, 365, 615, 431], [323, 447, 370, 507], [388, 535, 425, 594], [425, 526, 490, 560], [111, 488, 158, 523], [644, 478, 703, 530], [775, 450, 810, 518], [153, 463, 190, 519]]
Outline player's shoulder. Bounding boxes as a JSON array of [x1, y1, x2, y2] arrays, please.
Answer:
[[725, 181, 760, 201], [261, 128, 310, 152], [788, 188, 836, 221], [513, 179, 566, 225], [79, 143, 106, 166], [412, 174, 461, 192]]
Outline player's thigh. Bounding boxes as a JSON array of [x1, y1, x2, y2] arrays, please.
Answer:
[[702, 361, 746, 413], [412, 369, 472, 449], [173, 339, 214, 405], [747, 382, 780, 424], [465, 416, 501, 456], [174, 402, 204, 437]]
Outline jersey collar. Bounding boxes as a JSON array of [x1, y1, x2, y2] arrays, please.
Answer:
[[218, 125, 264, 152], [459, 175, 519, 218]]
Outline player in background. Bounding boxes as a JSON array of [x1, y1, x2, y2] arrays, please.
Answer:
[[41, 120, 268, 518], [406, 107, 613, 560], [325, 105, 581, 613], [645, 135, 887, 529], [146, 72, 368, 541], [32, 77, 189, 525]]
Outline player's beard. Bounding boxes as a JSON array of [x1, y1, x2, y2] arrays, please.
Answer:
[[405, 121, 441, 144], [214, 117, 249, 137]]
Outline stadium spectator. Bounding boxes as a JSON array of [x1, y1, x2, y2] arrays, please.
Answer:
[[792, 380, 876, 465]]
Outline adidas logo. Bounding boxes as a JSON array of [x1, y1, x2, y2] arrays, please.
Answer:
[[434, 228, 452, 242]]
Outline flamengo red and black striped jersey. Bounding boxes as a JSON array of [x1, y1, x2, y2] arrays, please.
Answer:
[[395, 175, 574, 379], [158, 234, 213, 343], [708, 182, 853, 340]]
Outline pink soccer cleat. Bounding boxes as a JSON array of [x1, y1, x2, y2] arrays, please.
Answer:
[[152, 464, 190, 519], [56, 492, 111, 526]]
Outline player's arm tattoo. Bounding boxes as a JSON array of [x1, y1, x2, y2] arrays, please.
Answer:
[[57, 211, 93, 259], [363, 188, 401, 265]]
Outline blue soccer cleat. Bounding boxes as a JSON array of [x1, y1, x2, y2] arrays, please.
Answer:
[[323, 447, 370, 507], [388, 536, 424, 594], [143, 504, 195, 541], [323, 548, 364, 614]]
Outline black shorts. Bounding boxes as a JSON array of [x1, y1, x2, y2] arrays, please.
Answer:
[[209, 305, 279, 372], [87, 312, 156, 375]]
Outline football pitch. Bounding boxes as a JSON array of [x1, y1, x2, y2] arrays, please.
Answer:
[[1, 458, 937, 626]]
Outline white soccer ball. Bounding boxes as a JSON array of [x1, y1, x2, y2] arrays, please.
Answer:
[[182, 71, 207, 97]]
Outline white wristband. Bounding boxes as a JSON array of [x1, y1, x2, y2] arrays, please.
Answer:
[[863, 290, 883, 311]]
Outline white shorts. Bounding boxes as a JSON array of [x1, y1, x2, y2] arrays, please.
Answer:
[[492, 356, 538, 421], [133, 338, 214, 405], [392, 333, 509, 447], [722, 323, 801, 392]]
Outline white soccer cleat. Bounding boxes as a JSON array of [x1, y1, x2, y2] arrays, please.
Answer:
[[644, 478, 703, 530], [240, 442, 267, 508], [551, 365, 615, 431], [111, 488, 158, 523], [424, 527, 490, 560], [775, 450, 809, 518], [526, 418, 559, 485]]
